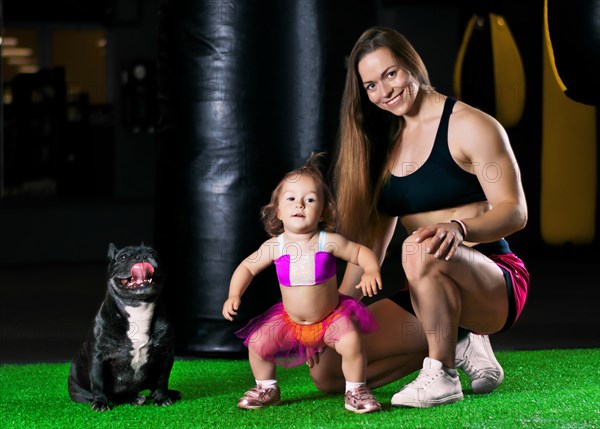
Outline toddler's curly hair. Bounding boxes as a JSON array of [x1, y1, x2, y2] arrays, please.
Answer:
[[261, 152, 336, 237]]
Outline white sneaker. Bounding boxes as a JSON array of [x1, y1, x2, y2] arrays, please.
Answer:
[[391, 357, 463, 408], [455, 333, 504, 394]]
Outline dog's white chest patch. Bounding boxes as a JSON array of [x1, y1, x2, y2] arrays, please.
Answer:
[[125, 303, 155, 377]]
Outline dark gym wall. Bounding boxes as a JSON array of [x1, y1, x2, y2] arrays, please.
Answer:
[[0, 0, 162, 264], [376, 1, 460, 95]]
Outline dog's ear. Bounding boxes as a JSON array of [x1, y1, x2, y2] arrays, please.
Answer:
[[107, 243, 118, 260]]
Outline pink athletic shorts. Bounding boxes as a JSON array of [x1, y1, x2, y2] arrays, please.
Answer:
[[390, 238, 529, 333]]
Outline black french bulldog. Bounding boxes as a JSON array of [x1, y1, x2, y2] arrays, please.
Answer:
[[68, 243, 181, 411]]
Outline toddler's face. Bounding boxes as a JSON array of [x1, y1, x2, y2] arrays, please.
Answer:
[[277, 175, 324, 234]]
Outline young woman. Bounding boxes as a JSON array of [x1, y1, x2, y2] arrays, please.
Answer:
[[309, 27, 529, 409]]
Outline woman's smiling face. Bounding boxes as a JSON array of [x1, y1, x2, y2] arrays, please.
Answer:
[[358, 47, 419, 116]]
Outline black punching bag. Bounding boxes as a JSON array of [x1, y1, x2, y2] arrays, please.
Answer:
[[546, 0, 600, 105], [155, 0, 325, 356]]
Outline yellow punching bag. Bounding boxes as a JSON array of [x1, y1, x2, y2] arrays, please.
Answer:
[[489, 14, 525, 129], [454, 13, 525, 129], [541, 0, 597, 245]]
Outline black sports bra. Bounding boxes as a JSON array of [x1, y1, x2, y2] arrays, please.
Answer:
[[378, 97, 487, 217]]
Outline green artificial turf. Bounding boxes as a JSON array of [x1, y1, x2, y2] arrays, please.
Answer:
[[1, 349, 598, 429]]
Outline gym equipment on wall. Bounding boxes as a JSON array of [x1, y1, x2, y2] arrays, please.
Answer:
[[454, 12, 526, 129]]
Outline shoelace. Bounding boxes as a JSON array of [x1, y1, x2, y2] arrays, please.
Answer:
[[404, 368, 442, 389], [348, 387, 376, 401], [460, 358, 499, 380], [246, 387, 274, 400]]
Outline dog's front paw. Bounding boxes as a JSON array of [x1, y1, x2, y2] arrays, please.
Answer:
[[168, 389, 182, 401], [91, 399, 111, 412], [153, 396, 174, 407], [130, 394, 147, 406], [152, 389, 182, 407]]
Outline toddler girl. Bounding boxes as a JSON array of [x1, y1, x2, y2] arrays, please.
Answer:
[[222, 154, 382, 413]]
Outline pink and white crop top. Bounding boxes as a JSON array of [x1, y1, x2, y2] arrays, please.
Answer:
[[274, 231, 337, 287]]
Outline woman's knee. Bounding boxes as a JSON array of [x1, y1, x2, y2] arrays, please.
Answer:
[[308, 350, 345, 393], [402, 235, 436, 282], [310, 371, 344, 393]]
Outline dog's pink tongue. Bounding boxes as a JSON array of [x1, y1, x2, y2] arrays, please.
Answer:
[[131, 263, 154, 283]]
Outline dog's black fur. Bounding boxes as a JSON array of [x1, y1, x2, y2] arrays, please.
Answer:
[[68, 243, 181, 411]]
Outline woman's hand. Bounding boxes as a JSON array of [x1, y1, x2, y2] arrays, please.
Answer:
[[412, 222, 464, 260], [355, 271, 383, 297]]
